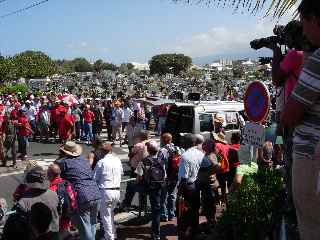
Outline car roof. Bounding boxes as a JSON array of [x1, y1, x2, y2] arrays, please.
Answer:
[[173, 101, 244, 112]]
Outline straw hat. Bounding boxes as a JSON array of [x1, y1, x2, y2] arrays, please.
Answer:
[[213, 132, 227, 144], [60, 141, 82, 157], [213, 113, 225, 124]]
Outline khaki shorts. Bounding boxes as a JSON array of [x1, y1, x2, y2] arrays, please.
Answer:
[[292, 148, 320, 240]]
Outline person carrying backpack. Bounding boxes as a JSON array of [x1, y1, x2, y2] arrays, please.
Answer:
[[47, 164, 77, 239], [135, 140, 166, 240], [159, 133, 183, 222]]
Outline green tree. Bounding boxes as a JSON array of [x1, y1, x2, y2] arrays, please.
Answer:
[[0, 57, 17, 82], [103, 62, 118, 71], [93, 59, 104, 73], [149, 53, 192, 76], [55, 59, 74, 73], [72, 58, 93, 72], [13, 51, 56, 79], [172, 0, 297, 18]]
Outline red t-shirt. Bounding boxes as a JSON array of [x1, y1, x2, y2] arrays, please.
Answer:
[[216, 142, 230, 173], [18, 115, 31, 136], [10, 109, 19, 120], [49, 177, 75, 231], [59, 114, 74, 140], [83, 110, 95, 123]]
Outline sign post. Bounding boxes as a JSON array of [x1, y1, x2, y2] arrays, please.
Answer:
[[242, 81, 270, 159]]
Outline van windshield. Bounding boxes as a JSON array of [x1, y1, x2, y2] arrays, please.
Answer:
[[199, 111, 240, 132]]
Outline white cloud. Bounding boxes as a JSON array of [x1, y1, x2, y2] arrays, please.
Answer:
[[79, 41, 88, 47], [166, 15, 294, 57]]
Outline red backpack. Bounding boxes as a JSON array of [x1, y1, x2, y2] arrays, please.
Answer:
[[167, 146, 182, 181]]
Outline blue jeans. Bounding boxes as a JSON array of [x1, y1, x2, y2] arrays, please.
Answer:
[[161, 181, 177, 219], [84, 123, 93, 142], [72, 199, 100, 240], [17, 136, 28, 156], [149, 188, 162, 239]]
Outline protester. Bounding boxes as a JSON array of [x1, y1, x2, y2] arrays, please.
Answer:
[[2, 115, 17, 167], [121, 130, 149, 210], [135, 140, 165, 240], [72, 104, 83, 142], [122, 102, 133, 134], [198, 139, 220, 226], [83, 105, 95, 145], [38, 103, 50, 143], [111, 101, 123, 146], [87, 137, 108, 170], [92, 104, 103, 139], [16, 166, 59, 237], [177, 134, 204, 239], [55, 141, 101, 240], [93, 143, 123, 240], [281, 1, 320, 239], [58, 107, 75, 144], [23, 100, 37, 141], [47, 164, 76, 239], [103, 101, 113, 141], [29, 202, 57, 240], [159, 133, 182, 221], [17, 109, 33, 161]]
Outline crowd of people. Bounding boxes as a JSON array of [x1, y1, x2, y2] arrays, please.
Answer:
[[0, 93, 165, 168], [0, 1, 319, 240]]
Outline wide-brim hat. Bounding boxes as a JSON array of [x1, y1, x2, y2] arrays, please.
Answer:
[[25, 166, 49, 190], [213, 113, 225, 124], [213, 132, 227, 144], [60, 141, 82, 157]]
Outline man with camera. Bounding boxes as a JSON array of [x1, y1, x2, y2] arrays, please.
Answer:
[[252, 20, 306, 216], [281, 0, 320, 239]]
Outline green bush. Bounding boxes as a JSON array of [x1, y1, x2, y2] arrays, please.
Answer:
[[215, 169, 284, 240]]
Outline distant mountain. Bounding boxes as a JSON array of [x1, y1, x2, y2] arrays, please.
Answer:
[[192, 49, 271, 65]]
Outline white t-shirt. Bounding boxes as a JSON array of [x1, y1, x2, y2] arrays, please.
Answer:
[[123, 107, 133, 123]]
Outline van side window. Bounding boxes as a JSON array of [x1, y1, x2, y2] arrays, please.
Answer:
[[179, 107, 194, 133], [199, 113, 214, 132]]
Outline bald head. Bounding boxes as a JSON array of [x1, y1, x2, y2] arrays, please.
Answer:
[[47, 164, 61, 181]]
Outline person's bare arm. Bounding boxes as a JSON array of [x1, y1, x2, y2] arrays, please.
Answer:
[[86, 152, 95, 166], [281, 98, 307, 128]]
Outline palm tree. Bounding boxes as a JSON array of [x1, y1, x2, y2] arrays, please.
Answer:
[[172, 0, 299, 18]]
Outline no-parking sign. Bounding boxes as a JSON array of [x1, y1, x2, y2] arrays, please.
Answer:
[[244, 81, 270, 123]]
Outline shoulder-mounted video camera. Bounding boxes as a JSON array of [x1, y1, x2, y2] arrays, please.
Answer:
[[250, 25, 286, 50]]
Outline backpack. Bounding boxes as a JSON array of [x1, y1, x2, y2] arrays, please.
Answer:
[[166, 146, 182, 181], [56, 181, 77, 218], [142, 155, 166, 190]]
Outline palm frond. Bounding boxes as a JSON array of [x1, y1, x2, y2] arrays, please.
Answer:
[[171, 0, 299, 18]]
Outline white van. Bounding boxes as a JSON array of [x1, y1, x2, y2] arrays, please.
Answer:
[[164, 101, 245, 146]]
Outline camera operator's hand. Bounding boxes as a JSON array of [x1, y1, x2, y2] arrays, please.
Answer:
[[265, 42, 280, 51]]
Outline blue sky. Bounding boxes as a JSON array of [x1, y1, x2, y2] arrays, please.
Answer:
[[0, 0, 293, 64]]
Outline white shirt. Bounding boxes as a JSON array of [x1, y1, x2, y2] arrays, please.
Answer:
[[93, 153, 123, 189], [178, 147, 204, 183], [22, 105, 37, 121], [122, 107, 133, 123]]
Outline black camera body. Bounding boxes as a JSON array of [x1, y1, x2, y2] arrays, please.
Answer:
[[250, 25, 286, 50]]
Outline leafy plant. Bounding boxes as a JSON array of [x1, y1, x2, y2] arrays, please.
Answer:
[[215, 169, 284, 240], [172, 0, 299, 18]]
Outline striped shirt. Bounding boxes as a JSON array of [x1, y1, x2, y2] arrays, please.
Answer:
[[291, 49, 320, 158]]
